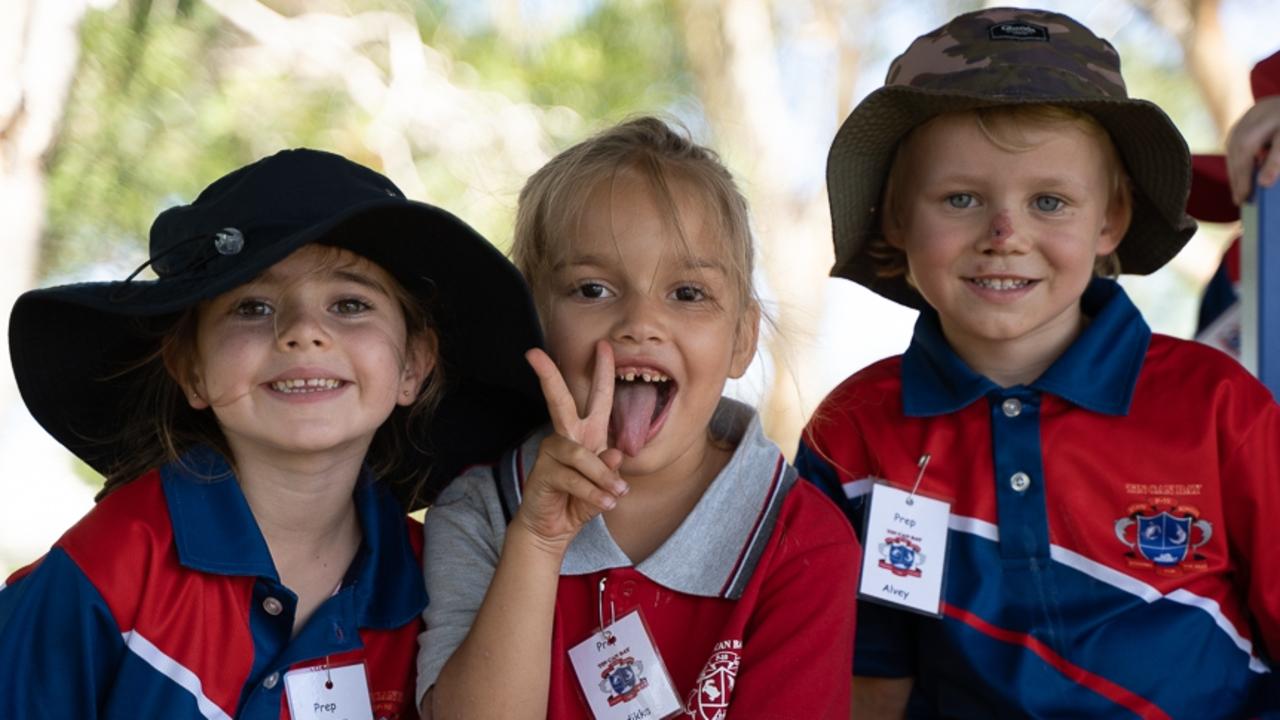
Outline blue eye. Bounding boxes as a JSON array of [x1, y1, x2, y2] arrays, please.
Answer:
[[946, 193, 975, 209], [332, 298, 372, 314], [1035, 195, 1065, 212], [234, 300, 272, 317]]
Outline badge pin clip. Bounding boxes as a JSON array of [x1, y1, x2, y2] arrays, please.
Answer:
[[597, 577, 617, 645], [906, 453, 930, 506]]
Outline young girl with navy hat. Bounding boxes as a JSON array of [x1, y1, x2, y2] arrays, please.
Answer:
[[0, 148, 545, 719]]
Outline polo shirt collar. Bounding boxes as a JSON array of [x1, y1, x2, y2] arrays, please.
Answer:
[[515, 399, 795, 599], [162, 447, 426, 628], [901, 277, 1151, 417]]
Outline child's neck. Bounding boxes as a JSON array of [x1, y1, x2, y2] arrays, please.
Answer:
[[233, 450, 364, 537], [603, 437, 732, 564], [231, 448, 366, 635], [942, 312, 1087, 388]]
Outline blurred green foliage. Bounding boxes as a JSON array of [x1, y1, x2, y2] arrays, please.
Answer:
[[415, 0, 690, 127], [41, 0, 696, 281], [47, 2, 273, 278]]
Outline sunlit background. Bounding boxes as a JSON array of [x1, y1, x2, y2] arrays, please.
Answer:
[[2, 0, 1274, 574]]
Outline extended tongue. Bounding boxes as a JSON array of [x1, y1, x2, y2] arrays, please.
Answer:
[[610, 382, 658, 457]]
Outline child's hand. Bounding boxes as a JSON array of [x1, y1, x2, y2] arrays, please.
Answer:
[[517, 341, 627, 553], [1227, 95, 1280, 205]]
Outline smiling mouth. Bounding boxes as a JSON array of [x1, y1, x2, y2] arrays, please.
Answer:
[[968, 277, 1036, 291], [610, 370, 676, 457], [269, 378, 343, 393]]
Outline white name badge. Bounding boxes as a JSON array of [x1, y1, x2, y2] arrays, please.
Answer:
[[859, 482, 951, 616], [567, 610, 683, 720], [284, 663, 374, 720]]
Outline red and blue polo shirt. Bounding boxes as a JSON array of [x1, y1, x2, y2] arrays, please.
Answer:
[[418, 400, 859, 718], [798, 279, 1280, 718], [0, 448, 427, 719]]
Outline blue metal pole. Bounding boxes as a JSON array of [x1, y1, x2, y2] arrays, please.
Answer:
[[1241, 179, 1280, 401]]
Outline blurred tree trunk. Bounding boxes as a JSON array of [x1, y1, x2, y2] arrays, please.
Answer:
[[1132, 0, 1252, 138], [674, 0, 853, 455], [0, 0, 94, 409]]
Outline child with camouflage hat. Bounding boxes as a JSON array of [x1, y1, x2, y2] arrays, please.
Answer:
[[796, 7, 1279, 718]]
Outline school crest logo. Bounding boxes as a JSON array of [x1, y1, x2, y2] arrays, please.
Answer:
[[1115, 503, 1212, 575], [878, 533, 925, 577], [685, 640, 741, 720], [598, 654, 649, 706]]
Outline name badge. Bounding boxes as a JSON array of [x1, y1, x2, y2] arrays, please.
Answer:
[[859, 482, 951, 616], [567, 610, 683, 720], [284, 663, 374, 720]]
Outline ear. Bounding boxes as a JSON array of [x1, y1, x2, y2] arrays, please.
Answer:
[[882, 217, 907, 250], [163, 345, 209, 410], [729, 302, 761, 380], [1096, 194, 1132, 257], [184, 380, 210, 410], [398, 329, 438, 406]]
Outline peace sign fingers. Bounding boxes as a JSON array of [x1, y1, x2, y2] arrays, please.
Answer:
[[526, 347, 579, 437], [580, 340, 614, 453], [524, 341, 615, 454]]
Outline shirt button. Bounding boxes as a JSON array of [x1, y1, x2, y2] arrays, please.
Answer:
[[1001, 398, 1023, 417], [262, 672, 280, 690], [262, 596, 283, 616], [1010, 472, 1031, 492]]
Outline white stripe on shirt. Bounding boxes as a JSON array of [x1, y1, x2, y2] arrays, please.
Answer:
[[122, 630, 234, 719], [946, 516, 1270, 674]]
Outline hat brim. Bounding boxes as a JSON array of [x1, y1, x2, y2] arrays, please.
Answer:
[[828, 86, 1197, 308], [10, 200, 547, 509], [1188, 154, 1239, 223]]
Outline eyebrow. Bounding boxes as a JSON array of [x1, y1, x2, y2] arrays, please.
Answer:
[[553, 254, 729, 275], [330, 268, 393, 295], [553, 254, 611, 271], [931, 172, 1089, 190], [253, 266, 392, 295], [679, 257, 728, 274]]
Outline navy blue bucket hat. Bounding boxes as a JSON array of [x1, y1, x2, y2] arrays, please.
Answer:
[[9, 148, 547, 508]]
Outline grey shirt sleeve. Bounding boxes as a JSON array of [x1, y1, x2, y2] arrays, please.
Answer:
[[415, 466, 509, 706]]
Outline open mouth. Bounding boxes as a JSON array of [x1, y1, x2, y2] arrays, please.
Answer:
[[268, 378, 344, 394], [610, 368, 676, 457]]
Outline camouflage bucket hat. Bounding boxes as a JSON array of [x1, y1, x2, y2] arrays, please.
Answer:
[[827, 6, 1197, 308]]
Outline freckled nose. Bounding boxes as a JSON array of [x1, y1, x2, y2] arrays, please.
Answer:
[[990, 211, 1014, 240]]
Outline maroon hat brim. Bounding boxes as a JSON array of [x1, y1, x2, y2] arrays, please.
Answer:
[[1185, 51, 1280, 225], [1188, 154, 1239, 223]]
